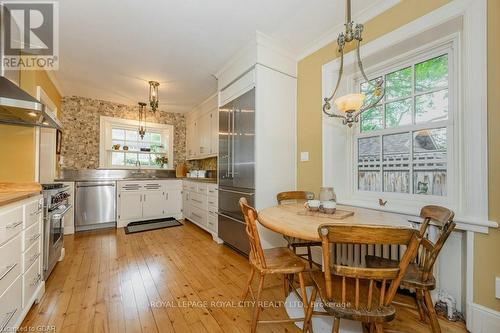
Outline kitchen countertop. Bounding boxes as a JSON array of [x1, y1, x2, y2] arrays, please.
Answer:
[[182, 178, 218, 184], [55, 177, 183, 182], [0, 182, 42, 207]]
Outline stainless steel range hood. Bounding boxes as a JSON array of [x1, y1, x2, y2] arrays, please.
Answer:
[[0, 76, 61, 129]]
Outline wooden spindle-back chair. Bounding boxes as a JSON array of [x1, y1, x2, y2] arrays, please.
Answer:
[[366, 205, 455, 333], [303, 224, 422, 333], [239, 197, 309, 333], [276, 191, 321, 268]]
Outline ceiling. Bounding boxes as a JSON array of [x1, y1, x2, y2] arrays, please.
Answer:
[[53, 0, 391, 113]]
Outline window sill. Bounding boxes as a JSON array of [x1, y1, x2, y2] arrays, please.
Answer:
[[337, 197, 498, 234]]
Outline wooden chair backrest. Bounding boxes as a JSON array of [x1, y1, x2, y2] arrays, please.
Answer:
[[239, 197, 266, 269], [318, 224, 421, 309], [417, 205, 456, 280], [276, 191, 314, 204]]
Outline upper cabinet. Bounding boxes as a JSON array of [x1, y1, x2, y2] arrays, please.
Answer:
[[186, 94, 218, 160]]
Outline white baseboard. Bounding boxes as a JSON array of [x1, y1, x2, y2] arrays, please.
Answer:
[[468, 302, 500, 333]]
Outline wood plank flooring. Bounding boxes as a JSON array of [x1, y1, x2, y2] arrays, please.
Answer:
[[21, 221, 467, 333]]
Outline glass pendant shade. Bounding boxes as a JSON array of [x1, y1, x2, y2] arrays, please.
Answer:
[[334, 93, 366, 113], [138, 102, 147, 139], [322, 0, 385, 127], [148, 81, 159, 112]]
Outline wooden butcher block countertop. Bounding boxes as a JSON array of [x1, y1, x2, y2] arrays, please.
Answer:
[[0, 182, 42, 207]]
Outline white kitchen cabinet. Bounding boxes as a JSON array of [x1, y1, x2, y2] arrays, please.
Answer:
[[198, 112, 211, 156], [186, 118, 197, 159], [210, 109, 218, 155], [118, 191, 143, 221], [142, 191, 165, 219], [183, 180, 221, 243], [117, 180, 183, 227], [165, 189, 182, 216], [186, 94, 218, 160], [0, 195, 44, 332]]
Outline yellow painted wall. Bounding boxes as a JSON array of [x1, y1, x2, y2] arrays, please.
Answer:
[[473, 0, 500, 311], [297, 0, 500, 311], [0, 70, 61, 182], [297, 0, 451, 195]]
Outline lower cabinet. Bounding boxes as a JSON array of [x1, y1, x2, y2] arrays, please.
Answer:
[[117, 180, 182, 228], [142, 191, 165, 219], [0, 195, 44, 332], [119, 192, 143, 221], [183, 180, 219, 240]]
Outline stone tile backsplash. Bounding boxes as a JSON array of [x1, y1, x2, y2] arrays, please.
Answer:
[[60, 96, 187, 170]]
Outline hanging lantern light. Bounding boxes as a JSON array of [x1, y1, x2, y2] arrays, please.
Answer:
[[138, 102, 147, 139], [148, 81, 159, 112], [323, 0, 385, 127]]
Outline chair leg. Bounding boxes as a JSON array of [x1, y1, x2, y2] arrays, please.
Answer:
[[251, 274, 265, 333], [303, 287, 317, 333], [297, 272, 308, 315], [415, 289, 426, 322], [423, 290, 442, 333], [374, 323, 384, 333], [242, 267, 255, 300], [283, 274, 289, 298], [332, 317, 340, 333], [307, 246, 314, 268]]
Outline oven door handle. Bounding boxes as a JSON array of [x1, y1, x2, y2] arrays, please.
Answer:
[[218, 188, 254, 196], [216, 212, 246, 225], [51, 204, 72, 220]]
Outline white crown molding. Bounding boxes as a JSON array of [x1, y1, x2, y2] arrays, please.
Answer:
[[214, 30, 297, 80], [297, 0, 401, 60]]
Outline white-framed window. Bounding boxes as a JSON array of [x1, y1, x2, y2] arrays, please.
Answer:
[[351, 42, 455, 204], [99, 116, 174, 169]]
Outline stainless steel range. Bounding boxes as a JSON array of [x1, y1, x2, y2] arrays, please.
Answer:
[[42, 183, 72, 280]]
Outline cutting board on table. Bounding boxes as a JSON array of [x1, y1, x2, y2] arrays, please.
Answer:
[[297, 209, 354, 220]]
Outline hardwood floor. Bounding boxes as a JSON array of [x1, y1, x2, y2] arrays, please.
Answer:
[[21, 221, 467, 333]]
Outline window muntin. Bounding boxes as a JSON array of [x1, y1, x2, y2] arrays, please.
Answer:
[[109, 127, 168, 168], [356, 52, 451, 197]]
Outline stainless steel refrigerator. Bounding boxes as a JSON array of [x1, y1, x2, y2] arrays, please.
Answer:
[[217, 88, 255, 255]]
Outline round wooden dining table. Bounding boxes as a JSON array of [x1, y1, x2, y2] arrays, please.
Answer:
[[258, 202, 415, 242], [258, 202, 416, 332]]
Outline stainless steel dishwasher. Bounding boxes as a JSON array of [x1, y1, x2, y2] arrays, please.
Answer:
[[75, 181, 116, 231]]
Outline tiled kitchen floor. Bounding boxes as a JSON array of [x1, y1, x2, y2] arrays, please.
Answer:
[[21, 221, 467, 332]]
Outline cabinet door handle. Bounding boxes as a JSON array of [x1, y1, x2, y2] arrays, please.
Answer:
[[144, 194, 146, 202], [166, 193, 169, 200], [192, 212, 202, 219], [30, 209, 42, 216], [6, 221, 22, 229], [30, 233, 41, 242], [0, 308, 17, 332], [31, 273, 42, 287], [29, 253, 41, 266], [0, 263, 17, 281]]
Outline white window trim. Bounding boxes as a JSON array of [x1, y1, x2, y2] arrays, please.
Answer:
[[99, 116, 174, 170], [349, 40, 456, 209], [321, 0, 496, 234]]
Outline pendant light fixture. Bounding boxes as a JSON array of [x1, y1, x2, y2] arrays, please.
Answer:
[[148, 81, 160, 112], [323, 0, 385, 127], [138, 102, 147, 139]]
